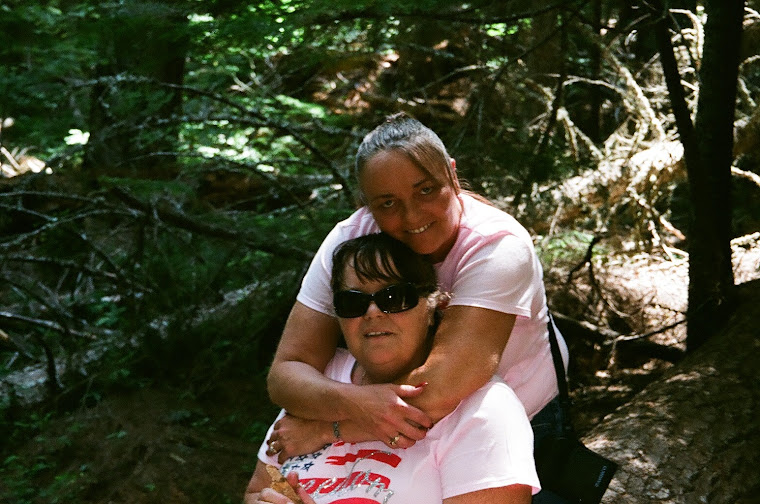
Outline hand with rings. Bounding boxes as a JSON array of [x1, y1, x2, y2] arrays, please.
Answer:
[[265, 439, 281, 457], [265, 414, 337, 463]]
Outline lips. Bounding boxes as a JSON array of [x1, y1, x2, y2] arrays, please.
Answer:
[[365, 331, 393, 338], [407, 222, 432, 234]]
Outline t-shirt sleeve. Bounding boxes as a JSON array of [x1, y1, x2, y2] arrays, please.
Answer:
[[436, 380, 541, 497], [296, 223, 349, 316], [448, 234, 541, 319]]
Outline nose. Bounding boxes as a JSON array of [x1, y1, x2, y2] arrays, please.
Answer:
[[363, 301, 385, 318], [401, 200, 421, 227]]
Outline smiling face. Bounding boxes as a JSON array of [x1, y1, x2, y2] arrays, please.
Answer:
[[337, 260, 435, 384], [360, 149, 462, 263]]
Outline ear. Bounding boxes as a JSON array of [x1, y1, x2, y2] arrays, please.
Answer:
[[435, 292, 451, 310], [427, 292, 450, 311], [449, 159, 461, 191]]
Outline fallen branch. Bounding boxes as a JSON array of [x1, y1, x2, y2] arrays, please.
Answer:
[[731, 165, 760, 187], [613, 317, 687, 343], [552, 310, 622, 343], [553, 312, 686, 365], [3, 254, 148, 291], [0, 311, 109, 340], [566, 234, 602, 282], [110, 187, 313, 260], [1, 145, 22, 172], [0, 327, 36, 358]]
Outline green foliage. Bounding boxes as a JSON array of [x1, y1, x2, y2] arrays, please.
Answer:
[[0, 2, 96, 151], [535, 230, 603, 267], [90, 297, 126, 329], [0, 412, 53, 451], [1, 413, 100, 503]]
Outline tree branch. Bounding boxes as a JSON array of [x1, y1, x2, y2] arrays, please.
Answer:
[[302, 0, 582, 26], [109, 187, 314, 260], [0, 311, 104, 340]]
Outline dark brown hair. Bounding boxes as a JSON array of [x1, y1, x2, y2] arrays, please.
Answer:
[[331, 233, 437, 295]]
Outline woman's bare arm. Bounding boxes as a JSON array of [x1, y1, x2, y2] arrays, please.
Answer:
[[404, 306, 516, 422], [269, 412, 424, 463], [443, 484, 532, 504], [266, 302, 344, 419], [243, 461, 272, 504]]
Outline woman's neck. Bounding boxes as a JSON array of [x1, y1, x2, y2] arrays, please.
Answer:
[[351, 362, 387, 386], [350, 346, 432, 386]]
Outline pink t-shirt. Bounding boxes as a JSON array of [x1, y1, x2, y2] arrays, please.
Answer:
[[298, 193, 568, 418], [258, 349, 541, 502]]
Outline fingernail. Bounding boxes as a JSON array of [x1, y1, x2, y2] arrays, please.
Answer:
[[415, 381, 428, 388]]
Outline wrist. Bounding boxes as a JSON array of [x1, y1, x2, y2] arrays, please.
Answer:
[[339, 382, 368, 421]]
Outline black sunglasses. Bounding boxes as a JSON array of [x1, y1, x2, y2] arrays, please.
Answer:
[[333, 283, 421, 318]]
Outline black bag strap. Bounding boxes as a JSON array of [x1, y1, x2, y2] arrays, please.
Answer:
[[547, 313, 575, 435]]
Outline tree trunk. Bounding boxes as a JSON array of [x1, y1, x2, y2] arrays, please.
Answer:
[[585, 278, 760, 504], [684, 0, 743, 350], [588, 0, 602, 143], [652, 0, 742, 351], [84, 0, 188, 180]]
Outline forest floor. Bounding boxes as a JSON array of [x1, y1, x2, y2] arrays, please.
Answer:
[[2, 241, 759, 504]]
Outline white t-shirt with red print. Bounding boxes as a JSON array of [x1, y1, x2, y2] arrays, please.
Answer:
[[297, 193, 568, 419], [258, 349, 540, 503]]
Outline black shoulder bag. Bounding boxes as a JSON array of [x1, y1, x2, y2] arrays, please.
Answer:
[[534, 315, 618, 504]]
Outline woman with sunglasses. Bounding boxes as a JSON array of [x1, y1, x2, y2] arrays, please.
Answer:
[[244, 233, 539, 504], [266, 113, 569, 502]]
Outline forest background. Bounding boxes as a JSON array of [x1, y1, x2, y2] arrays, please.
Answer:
[[1, 0, 759, 503]]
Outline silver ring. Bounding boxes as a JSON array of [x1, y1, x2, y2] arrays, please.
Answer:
[[389, 435, 400, 447]]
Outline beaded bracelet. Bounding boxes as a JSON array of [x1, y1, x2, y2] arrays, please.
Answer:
[[332, 421, 341, 441]]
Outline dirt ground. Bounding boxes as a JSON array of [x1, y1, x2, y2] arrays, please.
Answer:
[[1, 378, 281, 504], [2, 243, 759, 504], [3, 369, 628, 504]]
